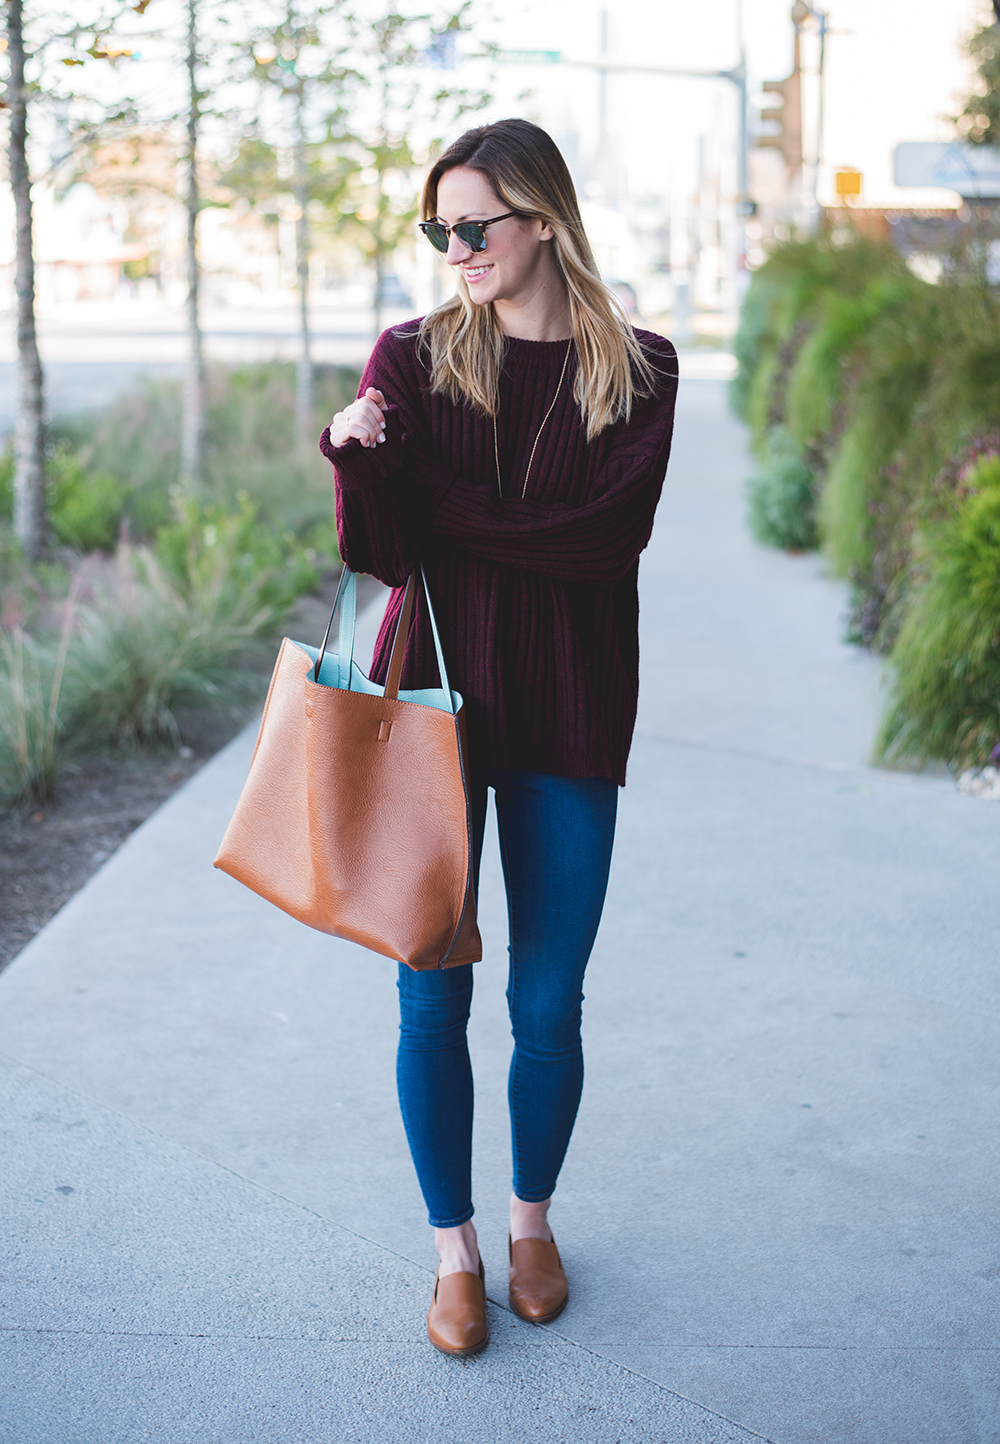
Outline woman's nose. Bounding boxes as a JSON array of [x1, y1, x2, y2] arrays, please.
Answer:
[[446, 231, 476, 264]]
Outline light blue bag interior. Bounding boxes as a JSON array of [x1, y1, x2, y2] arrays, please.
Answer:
[[292, 567, 462, 716]]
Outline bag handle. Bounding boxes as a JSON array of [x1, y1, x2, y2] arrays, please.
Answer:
[[313, 566, 356, 688], [315, 564, 455, 713], [384, 565, 454, 712]]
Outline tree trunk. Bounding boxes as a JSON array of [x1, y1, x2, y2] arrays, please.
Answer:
[[8, 0, 45, 562], [180, 0, 204, 490], [373, 252, 384, 340], [293, 89, 311, 442], [373, 210, 385, 342]]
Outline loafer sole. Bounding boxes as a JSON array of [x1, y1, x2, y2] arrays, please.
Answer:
[[429, 1331, 490, 1357]]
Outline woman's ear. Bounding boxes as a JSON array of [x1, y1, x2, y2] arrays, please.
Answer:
[[538, 219, 556, 242]]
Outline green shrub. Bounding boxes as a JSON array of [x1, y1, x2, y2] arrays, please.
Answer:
[[200, 361, 359, 538], [0, 360, 362, 799], [734, 226, 1000, 656], [0, 446, 12, 519], [2, 362, 358, 559], [874, 455, 1000, 770], [784, 271, 921, 455], [733, 222, 1000, 770], [52, 375, 182, 539], [730, 270, 783, 425], [155, 494, 320, 620], [746, 426, 818, 551], [731, 233, 907, 454], [1, 439, 136, 553], [52, 360, 360, 548], [829, 281, 1000, 647], [47, 443, 131, 552]]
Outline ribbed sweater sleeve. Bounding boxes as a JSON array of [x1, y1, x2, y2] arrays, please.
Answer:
[[410, 395, 673, 586], [318, 327, 430, 587]]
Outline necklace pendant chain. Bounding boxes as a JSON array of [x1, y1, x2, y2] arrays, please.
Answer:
[[494, 339, 573, 499]]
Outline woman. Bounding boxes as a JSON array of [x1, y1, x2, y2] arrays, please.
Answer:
[[321, 118, 677, 1357]]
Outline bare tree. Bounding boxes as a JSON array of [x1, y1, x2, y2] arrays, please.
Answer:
[[3, 1, 146, 559], [180, 0, 205, 491], [7, 0, 46, 562], [237, 5, 354, 444], [291, 61, 311, 438]]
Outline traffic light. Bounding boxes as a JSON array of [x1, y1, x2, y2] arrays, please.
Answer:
[[757, 70, 802, 172], [756, 6, 804, 174]]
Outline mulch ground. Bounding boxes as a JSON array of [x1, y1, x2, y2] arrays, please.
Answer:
[[0, 711, 252, 973]]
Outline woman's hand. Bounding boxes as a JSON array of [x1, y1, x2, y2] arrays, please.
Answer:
[[329, 387, 388, 448]]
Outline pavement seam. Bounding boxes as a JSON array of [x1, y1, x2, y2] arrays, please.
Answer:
[[3, 1048, 774, 1443], [0, 1327, 422, 1342], [4, 1324, 993, 1355]]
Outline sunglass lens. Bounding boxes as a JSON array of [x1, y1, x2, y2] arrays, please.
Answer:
[[454, 223, 487, 252], [423, 224, 449, 253]]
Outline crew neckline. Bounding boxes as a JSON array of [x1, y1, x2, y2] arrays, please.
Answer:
[[502, 333, 574, 347]]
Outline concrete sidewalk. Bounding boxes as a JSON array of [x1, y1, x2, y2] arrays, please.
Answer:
[[2, 380, 999, 1444]]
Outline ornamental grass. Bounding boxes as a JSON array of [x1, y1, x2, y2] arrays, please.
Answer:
[[732, 223, 1000, 770], [875, 455, 1000, 771]]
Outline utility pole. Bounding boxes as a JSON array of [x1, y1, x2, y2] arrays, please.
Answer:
[[8, 0, 45, 562], [597, 7, 608, 138], [292, 94, 312, 440], [729, 0, 750, 293], [758, 3, 828, 221], [810, 5, 828, 215], [760, 23, 802, 174], [287, 3, 312, 441], [180, 0, 204, 492]]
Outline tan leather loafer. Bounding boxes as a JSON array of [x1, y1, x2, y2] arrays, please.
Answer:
[[426, 1259, 489, 1357], [508, 1233, 568, 1324]]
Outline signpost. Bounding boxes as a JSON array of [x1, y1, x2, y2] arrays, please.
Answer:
[[494, 49, 561, 65], [893, 142, 1000, 200]]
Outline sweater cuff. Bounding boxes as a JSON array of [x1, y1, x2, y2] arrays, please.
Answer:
[[319, 406, 405, 491]]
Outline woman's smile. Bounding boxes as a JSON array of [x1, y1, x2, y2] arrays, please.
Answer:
[[461, 263, 494, 284]]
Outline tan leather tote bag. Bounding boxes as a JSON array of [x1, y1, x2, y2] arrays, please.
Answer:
[[214, 566, 481, 970]]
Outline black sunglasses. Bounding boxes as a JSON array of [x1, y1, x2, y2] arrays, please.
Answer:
[[418, 211, 520, 254]]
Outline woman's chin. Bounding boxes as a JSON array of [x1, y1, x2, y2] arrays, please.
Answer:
[[463, 283, 498, 307]]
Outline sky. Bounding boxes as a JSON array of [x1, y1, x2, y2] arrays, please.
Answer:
[[23, 0, 984, 212], [4, 0, 987, 293]]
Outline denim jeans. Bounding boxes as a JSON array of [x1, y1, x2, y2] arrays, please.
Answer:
[[395, 768, 618, 1228]]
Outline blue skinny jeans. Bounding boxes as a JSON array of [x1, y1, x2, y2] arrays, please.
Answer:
[[395, 768, 618, 1228]]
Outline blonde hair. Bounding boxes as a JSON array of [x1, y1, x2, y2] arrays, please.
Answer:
[[417, 119, 657, 443]]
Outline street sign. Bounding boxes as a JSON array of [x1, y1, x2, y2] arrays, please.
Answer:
[[835, 168, 862, 197], [494, 49, 561, 65], [893, 141, 1000, 198]]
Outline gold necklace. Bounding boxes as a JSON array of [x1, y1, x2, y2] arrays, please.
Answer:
[[493, 338, 573, 499]]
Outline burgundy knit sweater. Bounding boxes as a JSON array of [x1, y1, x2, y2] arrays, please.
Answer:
[[319, 321, 678, 785]]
